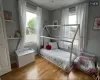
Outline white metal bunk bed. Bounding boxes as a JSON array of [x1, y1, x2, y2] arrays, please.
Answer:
[[40, 24, 80, 72]]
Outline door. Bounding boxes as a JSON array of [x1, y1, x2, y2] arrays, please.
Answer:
[[0, 0, 11, 76]]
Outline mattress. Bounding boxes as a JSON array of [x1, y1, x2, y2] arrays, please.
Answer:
[[40, 49, 76, 70]]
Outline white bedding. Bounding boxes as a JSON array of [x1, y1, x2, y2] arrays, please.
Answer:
[[40, 49, 76, 70]]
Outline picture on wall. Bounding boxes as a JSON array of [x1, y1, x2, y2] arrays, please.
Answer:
[[4, 11, 12, 20], [93, 17, 100, 29], [53, 20, 58, 30]]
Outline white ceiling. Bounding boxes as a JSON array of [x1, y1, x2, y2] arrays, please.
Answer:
[[31, 0, 85, 10]]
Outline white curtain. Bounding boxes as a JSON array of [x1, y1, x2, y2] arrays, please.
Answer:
[[59, 8, 69, 49], [18, 0, 26, 49], [76, 3, 88, 52], [35, 7, 43, 52]]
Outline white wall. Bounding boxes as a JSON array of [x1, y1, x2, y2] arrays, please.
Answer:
[[87, 0, 100, 63]]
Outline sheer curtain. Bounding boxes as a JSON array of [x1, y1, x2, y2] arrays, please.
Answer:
[[35, 7, 43, 52], [18, 0, 26, 49], [59, 8, 69, 49], [76, 3, 88, 52]]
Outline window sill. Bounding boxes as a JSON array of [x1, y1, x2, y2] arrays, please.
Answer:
[[24, 42, 36, 46]]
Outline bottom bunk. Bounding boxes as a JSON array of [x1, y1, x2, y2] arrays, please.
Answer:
[[40, 48, 77, 72]]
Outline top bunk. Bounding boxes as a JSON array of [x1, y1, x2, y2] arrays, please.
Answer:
[[40, 24, 80, 43]]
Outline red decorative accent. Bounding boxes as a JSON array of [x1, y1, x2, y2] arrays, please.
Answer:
[[46, 45, 52, 50]]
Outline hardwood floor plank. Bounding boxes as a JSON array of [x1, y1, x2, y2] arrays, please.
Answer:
[[1, 56, 94, 80]]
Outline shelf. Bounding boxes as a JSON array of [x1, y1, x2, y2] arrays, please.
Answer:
[[5, 20, 15, 23], [8, 37, 21, 40]]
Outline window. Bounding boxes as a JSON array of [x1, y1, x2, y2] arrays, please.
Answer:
[[65, 14, 77, 38], [69, 14, 76, 24], [68, 13, 79, 46], [64, 8, 79, 47], [25, 9, 37, 44]]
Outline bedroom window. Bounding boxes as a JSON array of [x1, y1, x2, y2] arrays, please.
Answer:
[[68, 14, 78, 46], [68, 7, 77, 39], [25, 9, 37, 44], [68, 14, 76, 24], [65, 7, 79, 47], [68, 13, 79, 46]]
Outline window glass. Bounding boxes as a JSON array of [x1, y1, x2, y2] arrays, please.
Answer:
[[68, 14, 77, 38], [64, 13, 79, 47], [69, 14, 79, 46], [25, 10, 37, 43]]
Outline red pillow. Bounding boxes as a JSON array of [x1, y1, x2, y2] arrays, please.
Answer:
[[46, 45, 52, 50]]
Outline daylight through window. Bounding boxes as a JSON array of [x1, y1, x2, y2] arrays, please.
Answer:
[[25, 10, 37, 43]]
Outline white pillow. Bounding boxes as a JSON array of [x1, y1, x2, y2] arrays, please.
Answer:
[[49, 42, 58, 49], [44, 39, 50, 48]]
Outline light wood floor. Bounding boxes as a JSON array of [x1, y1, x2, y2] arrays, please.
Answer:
[[1, 56, 94, 80]]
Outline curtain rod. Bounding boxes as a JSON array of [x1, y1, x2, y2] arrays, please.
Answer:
[[26, 0, 49, 10], [16, 0, 36, 7], [53, 0, 87, 11], [27, 1, 37, 8]]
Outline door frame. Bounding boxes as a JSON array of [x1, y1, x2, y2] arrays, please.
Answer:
[[0, 0, 11, 76]]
